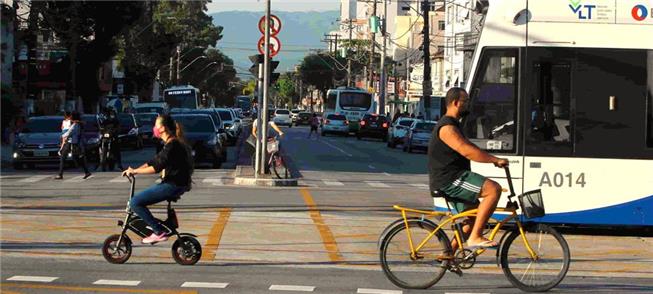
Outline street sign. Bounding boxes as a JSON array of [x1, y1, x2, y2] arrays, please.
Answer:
[[258, 15, 282, 36], [258, 36, 281, 57]]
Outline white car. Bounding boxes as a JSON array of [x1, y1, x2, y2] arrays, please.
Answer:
[[273, 109, 293, 127], [321, 113, 349, 136], [290, 109, 301, 123], [387, 117, 415, 148]]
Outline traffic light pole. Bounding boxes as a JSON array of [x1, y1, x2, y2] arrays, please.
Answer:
[[260, 0, 272, 175], [255, 62, 264, 177]]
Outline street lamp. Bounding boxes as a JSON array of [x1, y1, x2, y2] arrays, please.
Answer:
[[179, 55, 208, 73]]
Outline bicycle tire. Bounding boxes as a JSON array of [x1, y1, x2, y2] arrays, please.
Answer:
[[500, 223, 570, 292], [271, 153, 289, 179], [380, 219, 451, 289]]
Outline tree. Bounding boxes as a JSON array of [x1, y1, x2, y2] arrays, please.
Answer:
[[242, 80, 257, 96], [274, 73, 296, 108], [40, 1, 145, 110], [299, 53, 346, 103]]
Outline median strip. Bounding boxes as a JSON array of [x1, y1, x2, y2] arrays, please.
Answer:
[[299, 188, 343, 263], [202, 208, 232, 260]]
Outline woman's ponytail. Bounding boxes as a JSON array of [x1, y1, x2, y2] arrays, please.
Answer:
[[175, 121, 186, 144]]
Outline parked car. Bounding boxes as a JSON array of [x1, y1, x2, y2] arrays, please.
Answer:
[[172, 113, 225, 168], [321, 113, 349, 136], [11, 116, 96, 169], [357, 114, 389, 141], [134, 102, 166, 114], [272, 109, 293, 127], [387, 117, 416, 148], [403, 120, 437, 153], [134, 113, 159, 145], [117, 113, 143, 149], [296, 112, 312, 126]]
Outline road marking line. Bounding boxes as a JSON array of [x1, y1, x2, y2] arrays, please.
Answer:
[[202, 178, 224, 185], [0, 283, 196, 294], [64, 175, 87, 183], [357, 289, 402, 294], [7, 276, 58, 282], [181, 282, 229, 288], [321, 140, 353, 157], [365, 181, 390, 188], [18, 175, 49, 183], [298, 180, 318, 187], [322, 180, 344, 186], [300, 188, 343, 263], [93, 279, 140, 286], [109, 176, 128, 183], [269, 285, 315, 292], [410, 183, 429, 189], [202, 208, 232, 260], [383, 172, 391, 177]]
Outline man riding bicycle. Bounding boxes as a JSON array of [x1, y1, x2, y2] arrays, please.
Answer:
[[428, 87, 509, 251]]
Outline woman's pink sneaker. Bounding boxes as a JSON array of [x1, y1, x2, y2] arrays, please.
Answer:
[[142, 232, 168, 244]]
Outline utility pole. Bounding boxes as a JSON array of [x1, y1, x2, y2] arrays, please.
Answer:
[[260, 0, 271, 175], [255, 62, 264, 176], [379, 0, 387, 115], [347, 19, 353, 87], [169, 57, 174, 83], [421, 0, 432, 120], [176, 45, 181, 85], [368, 0, 377, 91]]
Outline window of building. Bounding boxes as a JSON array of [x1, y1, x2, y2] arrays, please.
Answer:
[[463, 48, 518, 152], [438, 20, 445, 31]]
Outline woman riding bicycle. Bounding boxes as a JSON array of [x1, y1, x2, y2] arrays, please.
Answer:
[[122, 114, 193, 244]]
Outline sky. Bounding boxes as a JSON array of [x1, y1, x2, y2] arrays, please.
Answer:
[[207, 0, 340, 13]]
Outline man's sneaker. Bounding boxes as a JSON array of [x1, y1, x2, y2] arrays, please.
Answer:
[[142, 232, 168, 244]]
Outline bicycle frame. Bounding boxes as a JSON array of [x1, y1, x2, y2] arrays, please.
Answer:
[[395, 167, 539, 262]]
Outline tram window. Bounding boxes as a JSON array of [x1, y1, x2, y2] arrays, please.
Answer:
[[464, 48, 518, 152], [648, 50, 653, 148], [526, 57, 573, 156]]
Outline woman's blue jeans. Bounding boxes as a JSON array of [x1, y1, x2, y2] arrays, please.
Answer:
[[130, 182, 186, 234]]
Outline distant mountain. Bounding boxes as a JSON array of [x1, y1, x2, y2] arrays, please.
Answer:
[[211, 10, 339, 76]]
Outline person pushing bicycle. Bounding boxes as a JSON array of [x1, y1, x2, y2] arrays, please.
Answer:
[[428, 87, 509, 252]]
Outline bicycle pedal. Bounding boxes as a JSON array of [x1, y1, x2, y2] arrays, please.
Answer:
[[448, 266, 463, 277]]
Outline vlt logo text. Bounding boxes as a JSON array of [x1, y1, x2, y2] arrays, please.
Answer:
[[631, 4, 652, 21], [568, 0, 596, 19]]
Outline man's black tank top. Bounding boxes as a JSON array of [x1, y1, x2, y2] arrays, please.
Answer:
[[427, 116, 470, 191]]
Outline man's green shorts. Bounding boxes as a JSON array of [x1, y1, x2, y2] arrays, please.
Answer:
[[440, 170, 487, 213]]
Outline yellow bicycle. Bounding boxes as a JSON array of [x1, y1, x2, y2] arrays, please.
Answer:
[[378, 167, 570, 292]]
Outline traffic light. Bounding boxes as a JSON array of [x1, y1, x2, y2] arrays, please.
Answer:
[[249, 54, 280, 86]]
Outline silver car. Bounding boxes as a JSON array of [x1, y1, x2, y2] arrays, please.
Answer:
[[403, 120, 437, 153], [321, 113, 349, 136]]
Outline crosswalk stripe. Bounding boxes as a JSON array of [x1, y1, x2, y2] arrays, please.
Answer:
[[269, 285, 315, 292], [410, 183, 429, 189], [181, 282, 229, 288], [357, 288, 402, 294], [18, 175, 49, 183], [365, 181, 390, 188], [93, 279, 140, 286], [64, 175, 88, 183], [323, 180, 344, 186], [202, 178, 224, 185], [298, 180, 318, 187], [109, 176, 128, 183], [7, 276, 58, 282]]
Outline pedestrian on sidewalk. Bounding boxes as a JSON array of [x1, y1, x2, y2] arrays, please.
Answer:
[[54, 112, 91, 180], [307, 113, 319, 139]]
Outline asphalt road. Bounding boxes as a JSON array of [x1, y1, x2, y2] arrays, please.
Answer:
[[1, 125, 652, 293]]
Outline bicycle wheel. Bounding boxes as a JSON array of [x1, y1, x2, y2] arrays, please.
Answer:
[[380, 219, 451, 289], [271, 153, 289, 179], [500, 223, 570, 292]]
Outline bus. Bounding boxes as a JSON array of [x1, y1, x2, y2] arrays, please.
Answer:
[[432, 0, 653, 228], [163, 85, 200, 109], [235, 95, 252, 114], [325, 87, 376, 132]]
